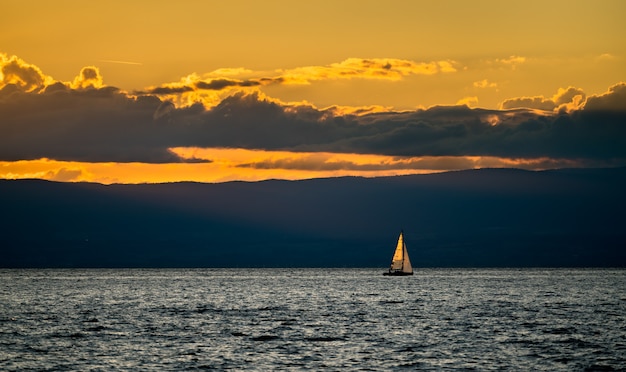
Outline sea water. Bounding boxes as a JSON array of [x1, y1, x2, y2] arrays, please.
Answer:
[[1, 268, 624, 370]]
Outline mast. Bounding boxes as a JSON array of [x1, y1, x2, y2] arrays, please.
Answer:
[[401, 229, 404, 264]]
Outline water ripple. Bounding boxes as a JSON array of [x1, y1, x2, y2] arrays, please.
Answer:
[[1, 268, 625, 370]]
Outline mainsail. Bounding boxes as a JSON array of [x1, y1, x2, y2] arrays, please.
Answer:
[[384, 231, 413, 275]]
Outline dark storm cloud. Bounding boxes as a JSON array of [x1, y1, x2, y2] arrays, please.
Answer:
[[0, 86, 187, 163], [1, 81, 625, 164]]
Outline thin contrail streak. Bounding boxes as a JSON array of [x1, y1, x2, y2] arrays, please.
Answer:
[[99, 60, 143, 66]]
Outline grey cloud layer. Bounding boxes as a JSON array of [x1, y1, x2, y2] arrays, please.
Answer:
[[1, 81, 625, 164], [139, 78, 275, 95]]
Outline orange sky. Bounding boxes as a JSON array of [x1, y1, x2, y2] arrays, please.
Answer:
[[1, 1, 625, 183]]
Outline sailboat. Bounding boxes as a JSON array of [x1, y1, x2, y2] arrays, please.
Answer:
[[383, 231, 413, 276]]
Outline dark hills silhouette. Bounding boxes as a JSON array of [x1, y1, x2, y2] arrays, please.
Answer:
[[2, 167, 625, 268]]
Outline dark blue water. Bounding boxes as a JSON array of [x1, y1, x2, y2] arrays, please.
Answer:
[[1, 269, 625, 370]]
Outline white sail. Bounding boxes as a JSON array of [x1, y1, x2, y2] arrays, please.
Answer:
[[386, 231, 413, 275], [402, 240, 413, 273], [389, 233, 405, 271]]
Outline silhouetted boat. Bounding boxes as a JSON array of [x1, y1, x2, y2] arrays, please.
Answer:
[[383, 231, 413, 276]]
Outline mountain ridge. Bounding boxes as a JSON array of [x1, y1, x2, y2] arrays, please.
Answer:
[[2, 167, 625, 267]]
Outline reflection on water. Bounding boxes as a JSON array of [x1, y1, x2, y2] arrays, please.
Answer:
[[1, 268, 625, 370]]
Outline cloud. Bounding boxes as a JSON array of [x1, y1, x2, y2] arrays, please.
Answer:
[[206, 67, 254, 77], [1, 54, 104, 93], [280, 58, 457, 84], [71, 66, 104, 89], [143, 77, 274, 94], [0, 160, 86, 181], [501, 96, 559, 111], [1, 53, 625, 167], [140, 58, 459, 98], [237, 153, 480, 172], [2, 84, 626, 164], [0, 53, 52, 92], [595, 53, 617, 62], [500, 86, 586, 112], [45, 167, 85, 182], [0, 82, 189, 163], [583, 82, 626, 112], [236, 154, 591, 173], [181, 89, 626, 162], [495, 55, 526, 69], [473, 79, 498, 89], [457, 96, 479, 107]]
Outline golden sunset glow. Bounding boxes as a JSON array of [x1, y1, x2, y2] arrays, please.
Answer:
[[1, 1, 625, 184], [0, 151, 587, 184]]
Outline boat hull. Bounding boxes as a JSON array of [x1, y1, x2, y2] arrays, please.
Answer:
[[382, 271, 413, 276]]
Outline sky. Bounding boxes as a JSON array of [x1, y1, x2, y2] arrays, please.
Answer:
[[1, 0, 625, 183]]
